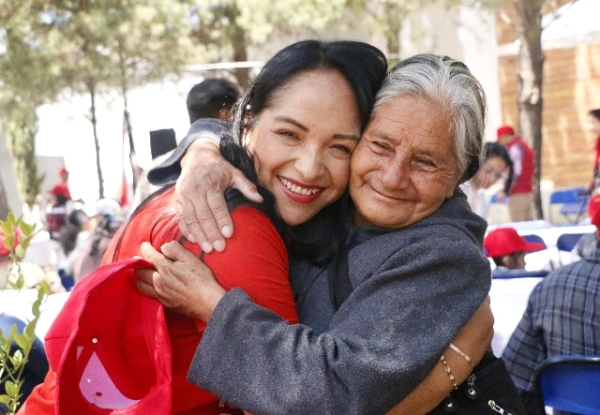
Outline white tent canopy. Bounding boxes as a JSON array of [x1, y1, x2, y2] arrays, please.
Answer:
[[542, 0, 600, 46]]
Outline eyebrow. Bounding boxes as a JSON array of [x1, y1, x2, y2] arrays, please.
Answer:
[[274, 115, 360, 141]]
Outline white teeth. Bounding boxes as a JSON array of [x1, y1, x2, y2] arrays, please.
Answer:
[[280, 178, 320, 196]]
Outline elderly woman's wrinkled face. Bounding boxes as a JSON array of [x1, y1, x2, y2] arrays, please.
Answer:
[[350, 95, 462, 229]]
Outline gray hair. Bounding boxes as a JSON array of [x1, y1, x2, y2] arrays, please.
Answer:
[[373, 54, 486, 183]]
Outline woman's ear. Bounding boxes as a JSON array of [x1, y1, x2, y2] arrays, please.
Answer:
[[501, 255, 513, 268]]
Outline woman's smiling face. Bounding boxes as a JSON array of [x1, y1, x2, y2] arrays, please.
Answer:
[[244, 70, 361, 226], [350, 95, 462, 229]]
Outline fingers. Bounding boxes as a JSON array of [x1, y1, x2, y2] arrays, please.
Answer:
[[231, 170, 263, 204], [175, 196, 211, 250], [140, 241, 170, 270], [136, 279, 158, 299], [160, 240, 195, 261]]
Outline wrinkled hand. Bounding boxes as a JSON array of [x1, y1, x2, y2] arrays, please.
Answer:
[[136, 241, 226, 322], [176, 139, 262, 252]]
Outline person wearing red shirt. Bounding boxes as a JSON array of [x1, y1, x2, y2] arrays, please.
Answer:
[[497, 125, 535, 222]]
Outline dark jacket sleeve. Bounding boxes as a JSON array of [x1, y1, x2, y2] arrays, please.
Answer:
[[146, 119, 232, 186], [188, 196, 491, 415]]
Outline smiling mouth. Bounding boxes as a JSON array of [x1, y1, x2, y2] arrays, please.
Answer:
[[279, 177, 322, 196]]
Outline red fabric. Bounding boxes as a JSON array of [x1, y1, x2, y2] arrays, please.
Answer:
[[507, 137, 534, 194], [45, 258, 172, 415], [591, 136, 600, 190], [20, 187, 297, 415], [48, 182, 71, 199], [496, 125, 515, 138], [484, 227, 545, 258]]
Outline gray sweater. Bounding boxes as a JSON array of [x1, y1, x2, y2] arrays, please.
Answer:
[[148, 120, 491, 415]]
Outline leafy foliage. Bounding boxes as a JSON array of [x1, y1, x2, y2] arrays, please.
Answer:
[[0, 213, 49, 414]]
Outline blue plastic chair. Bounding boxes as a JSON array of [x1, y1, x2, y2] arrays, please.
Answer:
[[522, 234, 555, 269], [549, 187, 590, 224], [535, 355, 600, 415], [556, 233, 586, 266]]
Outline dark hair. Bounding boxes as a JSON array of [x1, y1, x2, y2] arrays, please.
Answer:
[[231, 39, 388, 142], [484, 142, 513, 193], [186, 78, 241, 123], [54, 194, 70, 207], [58, 210, 88, 256], [492, 251, 523, 267], [589, 109, 600, 122]]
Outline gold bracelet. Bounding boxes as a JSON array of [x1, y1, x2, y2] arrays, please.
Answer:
[[449, 342, 475, 368], [439, 354, 458, 390]]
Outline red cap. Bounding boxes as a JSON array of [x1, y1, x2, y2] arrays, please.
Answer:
[[484, 227, 545, 258], [58, 167, 69, 176], [48, 182, 71, 199], [44, 258, 172, 414], [497, 125, 515, 139], [588, 194, 600, 230]]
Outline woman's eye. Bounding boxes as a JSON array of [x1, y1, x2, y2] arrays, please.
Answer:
[[331, 144, 352, 154], [416, 158, 436, 168], [372, 141, 392, 151], [276, 130, 300, 141]]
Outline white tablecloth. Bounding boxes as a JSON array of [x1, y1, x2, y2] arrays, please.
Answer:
[[0, 289, 70, 342], [490, 276, 543, 356]]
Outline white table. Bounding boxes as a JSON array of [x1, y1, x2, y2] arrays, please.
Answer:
[[490, 276, 543, 355], [0, 289, 70, 342]]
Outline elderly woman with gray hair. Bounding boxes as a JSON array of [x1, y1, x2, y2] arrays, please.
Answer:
[[138, 54, 525, 415]]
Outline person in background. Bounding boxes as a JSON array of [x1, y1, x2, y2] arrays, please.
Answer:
[[56, 209, 90, 290], [44, 183, 72, 241], [502, 194, 600, 415], [496, 125, 535, 222], [131, 79, 242, 211], [484, 227, 545, 276], [72, 198, 123, 283], [186, 78, 241, 124], [587, 108, 600, 194], [461, 141, 513, 218]]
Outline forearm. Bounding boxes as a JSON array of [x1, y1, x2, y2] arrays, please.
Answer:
[[190, 267, 488, 415], [386, 348, 474, 415]]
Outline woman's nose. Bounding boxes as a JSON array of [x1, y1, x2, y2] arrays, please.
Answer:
[[294, 148, 325, 181], [379, 158, 409, 190]]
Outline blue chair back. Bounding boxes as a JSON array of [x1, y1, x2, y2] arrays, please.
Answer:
[[522, 234, 545, 245], [556, 233, 585, 252], [536, 355, 600, 415], [522, 234, 554, 269], [556, 233, 586, 266], [549, 187, 590, 224]]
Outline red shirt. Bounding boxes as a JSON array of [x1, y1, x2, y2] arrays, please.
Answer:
[[20, 188, 298, 415], [506, 136, 534, 195]]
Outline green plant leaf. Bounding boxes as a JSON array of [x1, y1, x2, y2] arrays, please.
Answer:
[[13, 334, 28, 351], [4, 380, 16, 396]]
